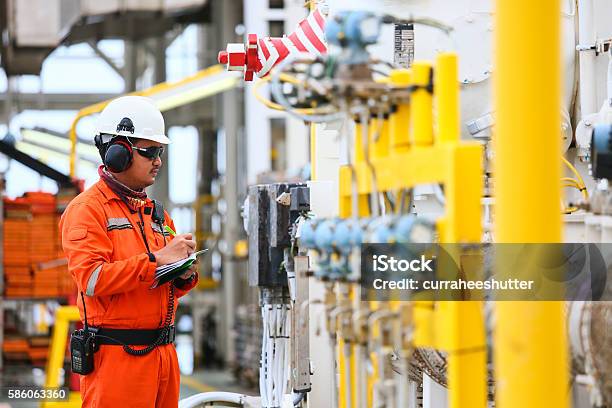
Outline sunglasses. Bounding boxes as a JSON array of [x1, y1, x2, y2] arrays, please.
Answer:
[[133, 145, 165, 160]]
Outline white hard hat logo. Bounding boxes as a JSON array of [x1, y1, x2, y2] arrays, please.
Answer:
[[116, 117, 135, 134]]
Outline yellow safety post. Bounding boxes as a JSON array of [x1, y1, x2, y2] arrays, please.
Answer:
[[493, 0, 568, 407], [410, 62, 434, 147], [435, 53, 460, 143], [42, 306, 81, 408], [389, 70, 412, 154]]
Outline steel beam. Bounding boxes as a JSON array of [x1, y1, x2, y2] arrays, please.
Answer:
[[148, 34, 170, 203], [217, 0, 244, 365], [0, 92, 120, 115], [87, 40, 124, 77]]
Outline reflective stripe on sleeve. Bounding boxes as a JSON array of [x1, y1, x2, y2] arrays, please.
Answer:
[[86, 264, 103, 296]]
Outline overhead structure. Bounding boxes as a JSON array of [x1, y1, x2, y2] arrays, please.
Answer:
[[0, 138, 81, 190], [0, 0, 210, 75]]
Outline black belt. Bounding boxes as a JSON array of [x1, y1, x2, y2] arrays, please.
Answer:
[[89, 325, 175, 346]]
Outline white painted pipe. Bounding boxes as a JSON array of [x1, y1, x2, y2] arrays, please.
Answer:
[[566, 301, 587, 368], [607, 52, 612, 103], [584, 215, 602, 243], [578, 0, 598, 116], [178, 392, 248, 408], [601, 215, 612, 242]]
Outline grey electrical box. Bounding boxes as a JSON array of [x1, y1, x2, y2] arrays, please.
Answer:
[[246, 183, 309, 288]]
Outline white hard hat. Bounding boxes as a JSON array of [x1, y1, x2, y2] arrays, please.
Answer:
[[95, 96, 170, 144]]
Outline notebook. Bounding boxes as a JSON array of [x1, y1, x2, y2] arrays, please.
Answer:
[[151, 249, 209, 288]]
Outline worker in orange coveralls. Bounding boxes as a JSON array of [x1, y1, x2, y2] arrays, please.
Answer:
[[60, 96, 198, 407]]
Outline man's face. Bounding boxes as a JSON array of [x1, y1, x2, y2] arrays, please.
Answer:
[[112, 138, 163, 190]]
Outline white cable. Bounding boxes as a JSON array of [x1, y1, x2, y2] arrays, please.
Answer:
[[281, 306, 290, 406], [260, 301, 292, 408], [260, 306, 268, 407], [269, 306, 275, 405], [269, 54, 346, 124], [178, 392, 246, 408], [432, 184, 446, 205]]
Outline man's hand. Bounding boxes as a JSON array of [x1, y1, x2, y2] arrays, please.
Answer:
[[153, 233, 196, 266], [179, 260, 198, 280]]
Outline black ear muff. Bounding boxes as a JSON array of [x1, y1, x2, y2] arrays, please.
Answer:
[[104, 139, 133, 173]]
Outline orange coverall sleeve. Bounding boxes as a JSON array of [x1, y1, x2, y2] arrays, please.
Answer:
[[61, 202, 157, 297], [165, 214, 199, 297]]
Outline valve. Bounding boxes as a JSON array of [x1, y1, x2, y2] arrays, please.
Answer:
[[218, 9, 327, 81]]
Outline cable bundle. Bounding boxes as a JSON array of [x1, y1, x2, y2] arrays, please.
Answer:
[[260, 303, 291, 407]]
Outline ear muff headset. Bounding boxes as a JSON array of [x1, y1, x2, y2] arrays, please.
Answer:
[[94, 135, 134, 173], [94, 116, 137, 173]]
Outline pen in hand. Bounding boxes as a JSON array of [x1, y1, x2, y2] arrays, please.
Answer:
[[153, 226, 196, 265], [164, 225, 177, 236]]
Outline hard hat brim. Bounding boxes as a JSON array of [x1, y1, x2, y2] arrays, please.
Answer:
[[136, 134, 171, 145]]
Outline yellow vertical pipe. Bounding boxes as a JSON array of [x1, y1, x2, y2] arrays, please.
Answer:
[[69, 125, 78, 178], [366, 300, 380, 408], [493, 1, 568, 408], [338, 337, 348, 408], [311, 124, 317, 180], [337, 285, 354, 408], [389, 69, 412, 153], [309, 0, 317, 181], [354, 122, 366, 163], [435, 53, 460, 143], [439, 113, 486, 407], [368, 116, 379, 159], [371, 78, 391, 160], [370, 115, 390, 160], [45, 306, 80, 389], [410, 62, 434, 146]]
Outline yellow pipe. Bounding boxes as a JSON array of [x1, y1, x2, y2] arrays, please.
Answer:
[[336, 285, 351, 408], [311, 124, 317, 180], [493, 1, 568, 408], [435, 53, 460, 143], [354, 122, 366, 164], [370, 114, 390, 160], [309, 0, 317, 182], [366, 301, 379, 408], [44, 306, 80, 391], [69, 101, 108, 177], [368, 115, 379, 160], [410, 62, 434, 146], [389, 69, 412, 153]]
